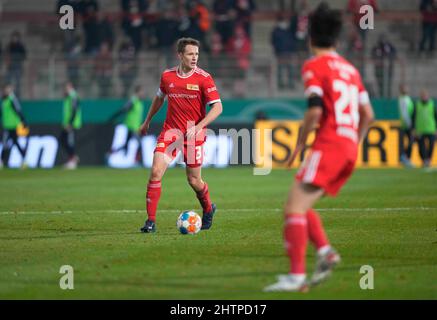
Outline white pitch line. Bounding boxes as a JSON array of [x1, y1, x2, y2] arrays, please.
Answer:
[[0, 207, 435, 215]]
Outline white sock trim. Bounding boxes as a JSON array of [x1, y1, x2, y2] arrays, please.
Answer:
[[317, 245, 331, 256]]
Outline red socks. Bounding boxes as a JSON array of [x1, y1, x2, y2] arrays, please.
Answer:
[[306, 209, 329, 250], [146, 180, 161, 222], [284, 214, 308, 275], [284, 210, 330, 275], [196, 182, 212, 214], [146, 180, 212, 221]]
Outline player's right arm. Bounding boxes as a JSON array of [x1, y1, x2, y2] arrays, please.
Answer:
[[287, 95, 323, 167], [287, 62, 323, 167], [140, 75, 167, 135], [140, 95, 165, 135]]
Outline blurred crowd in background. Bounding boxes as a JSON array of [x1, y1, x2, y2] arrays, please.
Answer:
[[0, 0, 436, 99]]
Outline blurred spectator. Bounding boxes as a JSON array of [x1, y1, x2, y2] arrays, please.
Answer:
[[155, 11, 179, 65], [77, 0, 100, 55], [177, 5, 191, 38], [121, 0, 148, 51], [65, 35, 83, 88], [371, 34, 396, 98], [226, 25, 251, 97], [60, 82, 82, 169], [94, 42, 113, 98], [213, 0, 235, 47], [118, 38, 137, 98], [98, 13, 115, 50], [0, 40, 2, 70], [398, 84, 415, 167], [209, 32, 225, 77], [290, 0, 309, 54], [186, 0, 211, 52], [0, 84, 27, 168], [5, 31, 27, 98], [347, 0, 378, 47], [226, 25, 251, 70], [412, 89, 437, 167], [210, 32, 223, 56], [231, 0, 256, 39], [419, 0, 437, 55], [56, 0, 80, 11], [271, 14, 295, 89]]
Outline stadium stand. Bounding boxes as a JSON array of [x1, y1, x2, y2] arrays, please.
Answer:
[[0, 0, 435, 99]]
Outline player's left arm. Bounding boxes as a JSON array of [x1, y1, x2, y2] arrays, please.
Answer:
[[187, 102, 222, 140], [196, 102, 223, 130], [358, 103, 374, 142], [357, 85, 374, 142], [187, 76, 223, 139]]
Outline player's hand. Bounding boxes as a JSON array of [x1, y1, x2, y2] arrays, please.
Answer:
[[139, 121, 150, 136], [286, 143, 303, 169]]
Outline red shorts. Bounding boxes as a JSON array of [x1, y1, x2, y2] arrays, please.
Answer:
[[295, 148, 357, 196], [154, 132, 204, 168]]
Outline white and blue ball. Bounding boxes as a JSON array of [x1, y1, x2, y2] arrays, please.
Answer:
[[177, 211, 202, 235]]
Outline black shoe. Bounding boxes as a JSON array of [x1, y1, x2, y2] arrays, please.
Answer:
[[140, 219, 156, 233], [201, 203, 216, 230]]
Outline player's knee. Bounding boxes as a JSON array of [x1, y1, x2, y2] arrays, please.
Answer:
[[150, 167, 164, 181], [187, 175, 201, 188]]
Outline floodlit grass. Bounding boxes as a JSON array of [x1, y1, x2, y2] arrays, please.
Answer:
[[0, 167, 436, 299]]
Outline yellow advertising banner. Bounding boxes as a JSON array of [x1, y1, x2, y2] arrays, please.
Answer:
[[255, 120, 437, 168]]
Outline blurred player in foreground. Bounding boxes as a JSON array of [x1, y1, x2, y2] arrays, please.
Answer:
[[264, 3, 374, 292], [0, 84, 28, 168], [139, 38, 223, 233]]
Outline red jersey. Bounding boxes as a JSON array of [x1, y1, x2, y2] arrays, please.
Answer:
[[302, 52, 370, 157], [157, 66, 221, 135]]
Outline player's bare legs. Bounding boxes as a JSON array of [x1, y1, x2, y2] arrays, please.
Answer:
[[186, 166, 216, 230], [285, 181, 340, 286], [265, 181, 339, 292], [140, 152, 171, 233], [284, 182, 324, 214]]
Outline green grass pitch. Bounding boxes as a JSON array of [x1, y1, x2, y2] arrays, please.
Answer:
[[0, 167, 436, 299]]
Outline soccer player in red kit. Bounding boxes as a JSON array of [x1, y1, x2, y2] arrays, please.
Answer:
[[264, 3, 374, 292], [139, 38, 223, 233]]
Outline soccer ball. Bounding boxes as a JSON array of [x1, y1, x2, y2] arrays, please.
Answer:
[[177, 211, 202, 235]]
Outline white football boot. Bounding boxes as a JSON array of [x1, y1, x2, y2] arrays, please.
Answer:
[[310, 247, 341, 286], [263, 274, 309, 292]]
